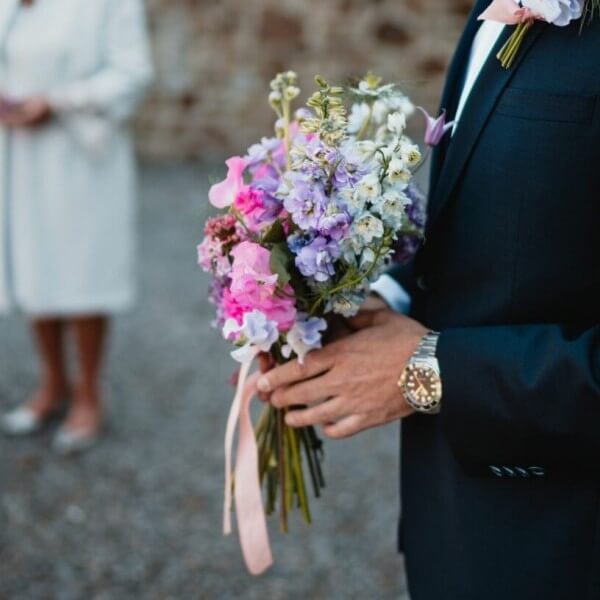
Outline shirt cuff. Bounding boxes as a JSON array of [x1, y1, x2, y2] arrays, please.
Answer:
[[370, 274, 412, 314]]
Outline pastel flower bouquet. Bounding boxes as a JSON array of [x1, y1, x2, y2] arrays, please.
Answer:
[[198, 71, 432, 573]]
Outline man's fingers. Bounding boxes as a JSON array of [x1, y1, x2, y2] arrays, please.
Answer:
[[257, 350, 332, 393], [285, 397, 347, 428], [322, 414, 365, 439], [271, 375, 334, 409], [348, 308, 393, 331]]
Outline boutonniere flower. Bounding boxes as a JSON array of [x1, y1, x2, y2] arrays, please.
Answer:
[[479, 0, 597, 68]]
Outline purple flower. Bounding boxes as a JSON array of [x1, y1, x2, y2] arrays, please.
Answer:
[[417, 107, 454, 147], [282, 175, 328, 231], [317, 204, 351, 241], [246, 137, 282, 164], [404, 183, 427, 230], [287, 231, 316, 254], [295, 236, 340, 282], [281, 314, 328, 363]]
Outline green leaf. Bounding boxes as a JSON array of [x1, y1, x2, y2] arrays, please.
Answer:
[[261, 220, 286, 245], [270, 242, 293, 287]]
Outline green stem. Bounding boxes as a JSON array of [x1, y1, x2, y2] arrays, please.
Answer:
[[287, 425, 311, 524], [283, 99, 292, 171], [276, 408, 288, 533]]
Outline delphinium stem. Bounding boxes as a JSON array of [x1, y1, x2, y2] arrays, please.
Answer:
[[287, 425, 312, 524], [277, 408, 288, 533], [300, 426, 321, 498]]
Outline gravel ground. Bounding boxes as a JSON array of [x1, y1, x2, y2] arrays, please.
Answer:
[[0, 163, 409, 600]]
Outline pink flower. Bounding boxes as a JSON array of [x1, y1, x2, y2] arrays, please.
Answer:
[[417, 107, 455, 147], [233, 186, 266, 232], [208, 156, 249, 208], [224, 241, 297, 331]]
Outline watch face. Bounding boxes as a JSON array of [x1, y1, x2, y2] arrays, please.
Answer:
[[404, 363, 442, 409]]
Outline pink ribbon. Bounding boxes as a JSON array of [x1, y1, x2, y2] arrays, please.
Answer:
[[479, 0, 542, 24], [223, 359, 274, 575]]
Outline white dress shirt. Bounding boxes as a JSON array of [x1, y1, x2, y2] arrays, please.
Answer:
[[371, 20, 505, 312]]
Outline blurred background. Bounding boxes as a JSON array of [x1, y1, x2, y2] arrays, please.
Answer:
[[1, 1, 469, 599]]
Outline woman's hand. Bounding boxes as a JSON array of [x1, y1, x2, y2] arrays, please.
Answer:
[[0, 96, 52, 127]]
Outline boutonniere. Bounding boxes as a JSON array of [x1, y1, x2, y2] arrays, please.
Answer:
[[479, 0, 598, 68]]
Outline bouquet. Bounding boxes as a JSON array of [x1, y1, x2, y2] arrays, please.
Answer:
[[198, 71, 430, 574]]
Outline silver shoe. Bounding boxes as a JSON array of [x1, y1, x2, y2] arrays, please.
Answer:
[[52, 425, 101, 456], [2, 406, 45, 436]]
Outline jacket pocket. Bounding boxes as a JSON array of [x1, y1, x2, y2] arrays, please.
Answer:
[[495, 87, 597, 124]]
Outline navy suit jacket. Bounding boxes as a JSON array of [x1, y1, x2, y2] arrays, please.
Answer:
[[391, 2, 600, 598]]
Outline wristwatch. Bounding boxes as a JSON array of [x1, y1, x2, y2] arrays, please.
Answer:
[[398, 331, 442, 414]]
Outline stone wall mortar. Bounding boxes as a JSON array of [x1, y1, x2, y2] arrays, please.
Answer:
[[136, 0, 471, 160]]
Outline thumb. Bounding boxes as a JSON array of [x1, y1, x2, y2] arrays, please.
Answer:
[[348, 308, 392, 331]]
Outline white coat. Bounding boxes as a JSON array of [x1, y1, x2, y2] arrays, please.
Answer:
[[0, 0, 153, 316]]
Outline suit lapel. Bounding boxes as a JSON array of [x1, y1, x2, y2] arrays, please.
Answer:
[[426, 21, 546, 232], [428, 0, 491, 197]]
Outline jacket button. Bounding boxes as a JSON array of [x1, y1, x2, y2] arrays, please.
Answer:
[[489, 465, 503, 477], [528, 466, 545, 477], [416, 275, 431, 292]]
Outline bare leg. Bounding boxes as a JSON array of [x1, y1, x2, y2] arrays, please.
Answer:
[[67, 315, 108, 432], [28, 318, 70, 417]]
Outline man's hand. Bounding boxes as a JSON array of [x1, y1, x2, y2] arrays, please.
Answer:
[[257, 309, 429, 439], [0, 96, 52, 127]]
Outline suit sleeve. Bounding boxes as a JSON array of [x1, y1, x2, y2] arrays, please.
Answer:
[[437, 323, 600, 471]]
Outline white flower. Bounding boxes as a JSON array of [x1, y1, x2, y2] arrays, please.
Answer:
[[223, 310, 279, 363], [375, 189, 409, 228], [522, 0, 562, 23], [388, 112, 407, 135], [387, 158, 412, 185], [347, 103, 371, 134], [371, 100, 388, 124], [397, 96, 415, 117], [400, 141, 421, 167], [329, 294, 363, 317], [269, 91, 282, 105], [357, 173, 382, 199], [352, 214, 384, 244], [360, 247, 376, 269]]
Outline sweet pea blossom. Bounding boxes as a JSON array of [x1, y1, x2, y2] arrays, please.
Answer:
[[223, 310, 279, 363], [233, 186, 267, 232], [208, 156, 248, 208], [281, 315, 328, 363], [417, 107, 455, 147], [227, 241, 297, 330]]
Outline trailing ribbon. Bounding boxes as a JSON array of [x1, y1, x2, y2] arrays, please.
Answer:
[[479, 0, 542, 24], [223, 359, 274, 575]]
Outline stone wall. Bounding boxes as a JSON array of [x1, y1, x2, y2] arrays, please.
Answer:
[[136, 0, 472, 160]]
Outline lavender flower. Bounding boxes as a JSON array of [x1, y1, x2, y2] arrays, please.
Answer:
[[223, 309, 279, 363], [317, 203, 351, 241], [281, 314, 328, 363], [282, 174, 328, 231], [295, 236, 340, 282], [246, 137, 282, 164]]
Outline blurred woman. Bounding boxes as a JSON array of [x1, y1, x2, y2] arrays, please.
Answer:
[[0, 0, 153, 453]]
